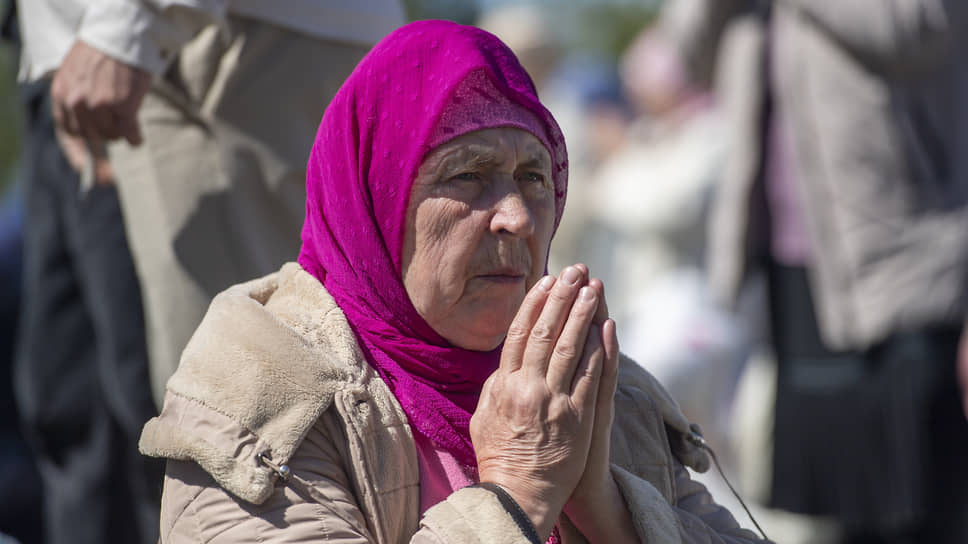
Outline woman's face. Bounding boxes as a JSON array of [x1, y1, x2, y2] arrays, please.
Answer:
[[402, 127, 556, 351]]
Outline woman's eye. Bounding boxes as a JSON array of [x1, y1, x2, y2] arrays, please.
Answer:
[[452, 172, 480, 182], [521, 172, 546, 184]]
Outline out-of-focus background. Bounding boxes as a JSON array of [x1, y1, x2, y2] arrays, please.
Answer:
[[0, 2, 17, 183], [3, 0, 967, 543]]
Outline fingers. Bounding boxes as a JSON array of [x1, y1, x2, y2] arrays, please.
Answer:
[[90, 143, 116, 186], [120, 114, 144, 146], [73, 101, 105, 143], [587, 320, 619, 423], [500, 274, 555, 372], [570, 264, 609, 325], [51, 80, 81, 137], [502, 263, 613, 402], [589, 319, 619, 441], [588, 278, 609, 325], [545, 284, 599, 392], [88, 106, 122, 142], [565, 318, 618, 516], [596, 319, 620, 420], [602, 319, 619, 380], [584, 319, 618, 477], [52, 58, 98, 141], [569, 321, 604, 409], [50, 40, 151, 146], [59, 100, 142, 147], [65, 93, 132, 143], [521, 265, 586, 378], [54, 127, 89, 173]]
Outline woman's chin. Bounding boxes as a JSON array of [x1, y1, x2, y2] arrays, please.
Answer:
[[447, 329, 507, 352], [442, 316, 512, 352], [434, 296, 522, 351]]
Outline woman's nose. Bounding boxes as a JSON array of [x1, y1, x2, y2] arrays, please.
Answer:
[[489, 188, 535, 238]]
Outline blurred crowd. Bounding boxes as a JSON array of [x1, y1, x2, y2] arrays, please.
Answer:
[[2, 1, 967, 543]]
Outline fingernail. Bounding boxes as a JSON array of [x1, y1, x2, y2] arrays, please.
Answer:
[[579, 286, 596, 302], [562, 266, 581, 285], [537, 275, 555, 291]]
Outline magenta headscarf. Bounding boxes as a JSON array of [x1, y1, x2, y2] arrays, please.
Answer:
[[297, 20, 568, 470]]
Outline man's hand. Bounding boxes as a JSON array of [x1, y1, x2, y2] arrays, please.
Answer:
[[55, 126, 115, 186], [51, 40, 151, 146]]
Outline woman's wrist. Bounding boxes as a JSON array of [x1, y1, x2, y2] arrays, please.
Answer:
[[564, 473, 637, 542], [474, 478, 561, 543], [470, 482, 544, 544]]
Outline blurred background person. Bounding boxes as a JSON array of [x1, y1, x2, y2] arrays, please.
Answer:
[[18, 0, 407, 409], [590, 25, 748, 457], [7, 1, 161, 542], [661, 0, 968, 542]]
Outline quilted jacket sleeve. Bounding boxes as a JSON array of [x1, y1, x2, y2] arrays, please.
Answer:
[[606, 356, 770, 543], [673, 463, 770, 543], [159, 419, 378, 544], [608, 461, 769, 543]]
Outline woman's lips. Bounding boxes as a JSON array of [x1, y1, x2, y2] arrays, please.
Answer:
[[475, 268, 526, 283], [477, 274, 525, 283]]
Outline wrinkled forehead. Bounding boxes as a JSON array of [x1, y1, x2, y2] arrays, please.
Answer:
[[420, 127, 552, 176]]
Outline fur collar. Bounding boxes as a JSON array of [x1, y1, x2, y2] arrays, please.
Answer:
[[140, 263, 367, 503]]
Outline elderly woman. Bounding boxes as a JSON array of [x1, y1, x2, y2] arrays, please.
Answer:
[[140, 20, 766, 544]]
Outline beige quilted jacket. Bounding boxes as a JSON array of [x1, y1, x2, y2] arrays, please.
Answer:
[[140, 263, 765, 543]]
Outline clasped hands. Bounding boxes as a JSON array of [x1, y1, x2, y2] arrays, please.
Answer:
[[470, 264, 635, 542]]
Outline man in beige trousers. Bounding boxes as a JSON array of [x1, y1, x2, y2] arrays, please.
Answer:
[[20, 0, 406, 406]]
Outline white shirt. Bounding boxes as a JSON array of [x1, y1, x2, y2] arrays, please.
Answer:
[[17, 0, 406, 80]]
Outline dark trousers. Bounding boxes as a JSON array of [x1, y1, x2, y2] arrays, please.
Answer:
[[767, 264, 968, 544], [0, 179, 43, 544], [13, 81, 163, 544]]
